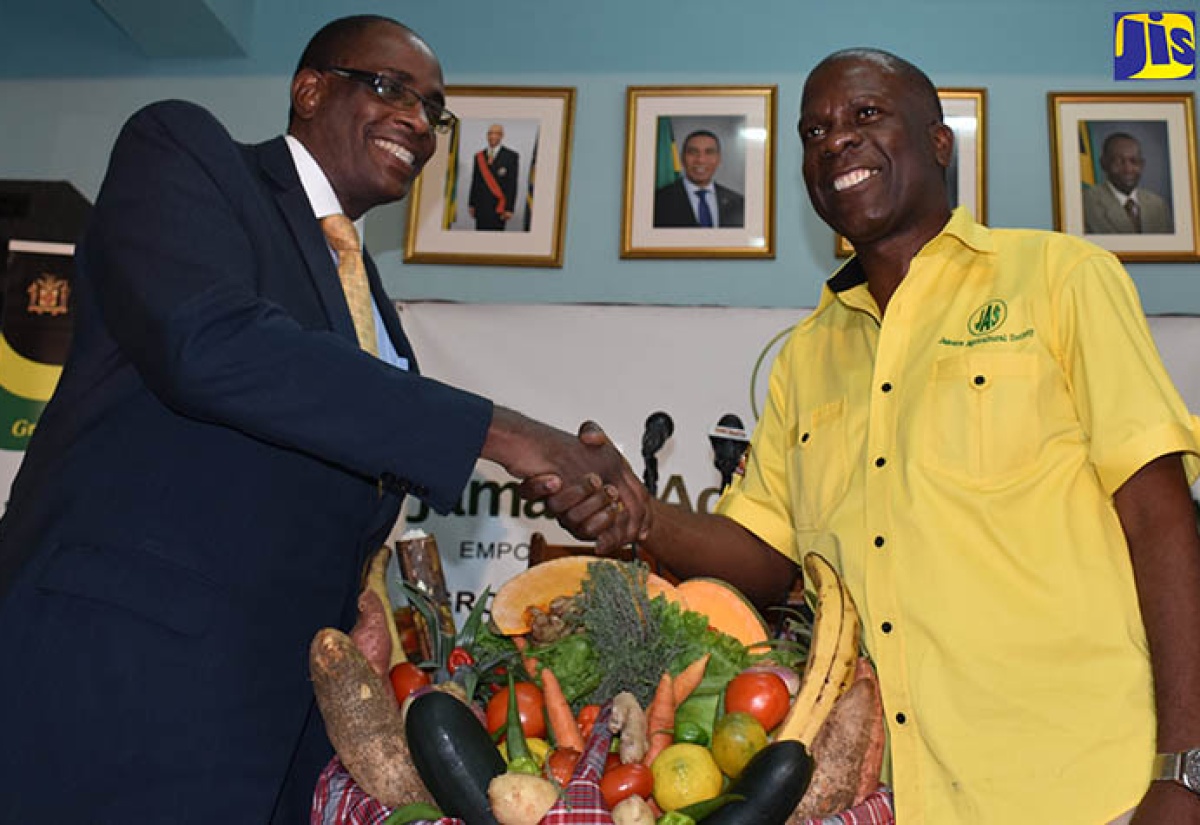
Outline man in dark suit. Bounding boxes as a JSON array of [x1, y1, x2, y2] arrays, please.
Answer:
[[653, 129, 745, 228], [0, 15, 647, 824], [469, 123, 519, 230]]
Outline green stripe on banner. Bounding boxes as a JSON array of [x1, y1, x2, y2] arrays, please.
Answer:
[[0, 385, 49, 450], [442, 124, 460, 230], [655, 117, 680, 189]]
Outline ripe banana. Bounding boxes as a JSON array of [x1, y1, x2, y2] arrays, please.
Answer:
[[774, 552, 862, 747]]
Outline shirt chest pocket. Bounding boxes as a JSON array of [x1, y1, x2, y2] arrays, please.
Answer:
[[924, 351, 1039, 487], [789, 398, 852, 531]]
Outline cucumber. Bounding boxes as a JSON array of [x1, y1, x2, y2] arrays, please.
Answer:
[[404, 690, 505, 824], [697, 740, 814, 824]]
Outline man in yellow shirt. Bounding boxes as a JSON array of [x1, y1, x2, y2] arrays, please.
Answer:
[[547, 48, 1200, 823]]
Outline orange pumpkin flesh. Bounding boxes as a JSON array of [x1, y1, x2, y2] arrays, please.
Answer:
[[674, 577, 770, 648], [490, 557, 686, 636]]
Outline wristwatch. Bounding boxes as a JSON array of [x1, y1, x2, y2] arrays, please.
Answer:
[[1152, 749, 1200, 795]]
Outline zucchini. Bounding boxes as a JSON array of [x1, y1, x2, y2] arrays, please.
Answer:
[[698, 740, 814, 824], [405, 690, 505, 824]]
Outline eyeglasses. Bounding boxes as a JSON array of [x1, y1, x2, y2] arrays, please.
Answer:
[[321, 67, 457, 134]]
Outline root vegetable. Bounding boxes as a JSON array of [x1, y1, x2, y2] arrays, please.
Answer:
[[611, 794, 656, 825], [542, 667, 585, 752], [852, 659, 886, 805], [349, 589, 393, 679], [309, 628, 431, 808], [788, 674, 878, 822], [363, 545, 406, 670], [609, 691, 648, 764], [671, 653, 710, 707], [487, 773, 559, 825], [642, 672, 675, 766]]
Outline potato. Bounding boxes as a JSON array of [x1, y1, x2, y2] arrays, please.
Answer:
[[612, 794, 656, 825], [309, 628, 432, 807], [487, 773, 559, 825]]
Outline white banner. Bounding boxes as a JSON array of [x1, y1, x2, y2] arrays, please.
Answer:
[[391, 302, 1200, 622]]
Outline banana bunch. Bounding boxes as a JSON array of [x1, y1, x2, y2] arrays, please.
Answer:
[[774, 552, 862, 746]]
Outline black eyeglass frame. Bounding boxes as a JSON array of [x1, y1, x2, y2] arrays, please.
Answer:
[[321, 66, 458, 133]]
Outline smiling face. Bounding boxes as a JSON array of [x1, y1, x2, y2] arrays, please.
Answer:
[[1101, 135, 1145, 195], [289, 21, 444, 219], [682, 133, 721, 187], [798, 53, 953, 251]]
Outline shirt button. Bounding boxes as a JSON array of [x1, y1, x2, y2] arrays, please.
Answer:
[[875, 456, 887, 468], [881, 621, 893, 633], [881, 382, 893, 393], [874, 535, 885, 548], [801, 432, 810, 443], [973, 374, 986, 386], [895, 712, 907, 724]]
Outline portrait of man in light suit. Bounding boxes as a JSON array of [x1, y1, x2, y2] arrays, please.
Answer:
[[1082, 130, 1174, 235]]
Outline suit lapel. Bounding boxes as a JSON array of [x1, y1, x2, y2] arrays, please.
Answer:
[[252, 137, 359, 345], [363, 252, 419, 373]]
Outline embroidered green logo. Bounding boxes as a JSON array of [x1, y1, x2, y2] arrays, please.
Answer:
[[968, 300, 1007, 336]]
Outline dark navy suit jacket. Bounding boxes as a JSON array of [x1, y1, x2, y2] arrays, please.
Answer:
[[653, 178, 745, 228], [0, 100, 491, 823]]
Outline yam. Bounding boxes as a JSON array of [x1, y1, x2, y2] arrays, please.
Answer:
[[309, 628, 432, 808], [787, 675, 877, 822], [852, 659, 886, 805]]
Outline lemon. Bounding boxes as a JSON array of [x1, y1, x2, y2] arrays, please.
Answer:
[[650, 742, 723, 811], [710, 712, 768, 778]]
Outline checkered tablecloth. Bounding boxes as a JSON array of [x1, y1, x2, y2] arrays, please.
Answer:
[[312, 748, 894, 825]]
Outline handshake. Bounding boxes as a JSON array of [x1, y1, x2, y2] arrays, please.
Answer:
[[481, 407, 653, 555]]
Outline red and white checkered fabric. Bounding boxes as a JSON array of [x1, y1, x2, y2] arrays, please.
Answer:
[[539, 703, 615, 824]]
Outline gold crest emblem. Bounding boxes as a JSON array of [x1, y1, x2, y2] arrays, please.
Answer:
[[26, 274, 70, 317]]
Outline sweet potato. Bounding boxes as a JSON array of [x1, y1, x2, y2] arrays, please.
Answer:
[[788, 674, 878, 821], [852, 660, 886, 805], [309, 628, 432, 807], [349, 589, 392, 679]]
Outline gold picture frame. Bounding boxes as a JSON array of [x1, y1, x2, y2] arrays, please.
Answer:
[[1049, 91, 1200, 262], [403, 86, 574, 267], [837, 87, 988, 257], [621, 85, 777, 259]]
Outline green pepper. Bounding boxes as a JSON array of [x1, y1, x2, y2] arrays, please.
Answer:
[[674, 692, 720, 745], [656, 813, 696, 825], [674, 793, 745, 821], [673, 719, 709, 747], [504, 671, 540, 776], [381, 801, 444, 824]]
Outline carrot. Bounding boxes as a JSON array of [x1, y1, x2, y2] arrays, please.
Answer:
[[512, 634, 540, 679], [541, 667, 585, 752], [642, 671, 675, 766], [671, 653, 711, 708]]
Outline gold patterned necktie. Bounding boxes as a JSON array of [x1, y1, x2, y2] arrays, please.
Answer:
[[320, 214, 379, 356]]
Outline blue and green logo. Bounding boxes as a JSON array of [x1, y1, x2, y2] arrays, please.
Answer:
[[1114, 12, 1196, 80]]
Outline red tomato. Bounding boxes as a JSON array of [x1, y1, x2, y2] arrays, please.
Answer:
[[389, 662, 431, 703], [485, 681, 547, 740], [545, 747, 582, 786], [599, 762, 654, 809], [576, 704, 602, 741], [724, 671, 791, 732]]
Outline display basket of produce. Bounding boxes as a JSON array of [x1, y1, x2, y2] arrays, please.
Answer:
[[309, 543, 894, 825]]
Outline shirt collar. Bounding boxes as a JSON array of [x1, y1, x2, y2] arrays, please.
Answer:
[[284, 135, 356, 226], [826, 206, 993, 295]]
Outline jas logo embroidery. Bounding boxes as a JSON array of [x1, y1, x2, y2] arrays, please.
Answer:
[[968, 299, 1007, 336]]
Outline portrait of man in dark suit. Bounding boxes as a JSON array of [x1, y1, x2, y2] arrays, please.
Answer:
[[469, 122, 519, 231], [653, 129, 745, 228], [1082, 129, 1174, 235]]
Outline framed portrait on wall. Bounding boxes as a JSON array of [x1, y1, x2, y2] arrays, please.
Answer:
[[1048, 92, 1200, 262], [621, 85, 777, 259], [836, 88, 987, 257], [403, 86, 575, 267]]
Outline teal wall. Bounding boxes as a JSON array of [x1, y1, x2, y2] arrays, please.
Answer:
[[2, 0, 1199, 312]]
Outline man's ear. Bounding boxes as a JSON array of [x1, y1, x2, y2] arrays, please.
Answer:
[[291, 69, 324, 123], [930, 122, 955, 170]]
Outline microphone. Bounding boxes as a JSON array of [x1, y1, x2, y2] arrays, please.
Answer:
[[709, 413, 750, 492], [640, 411, 674, 496]]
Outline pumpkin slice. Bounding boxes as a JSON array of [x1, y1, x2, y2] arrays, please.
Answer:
[[675, 577, 770, 648], [491, 556, 686, 636]]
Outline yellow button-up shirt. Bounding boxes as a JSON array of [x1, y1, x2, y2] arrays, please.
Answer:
[[717, 209, 1200, 824]]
